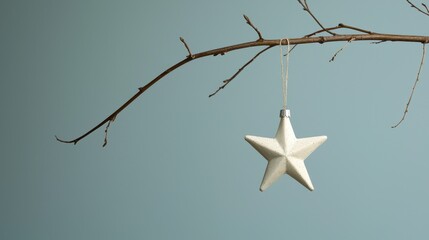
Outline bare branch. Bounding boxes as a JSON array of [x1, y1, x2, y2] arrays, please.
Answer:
[[56, 26, 429, 145], [406, 0, 429, 16], [180, 37, 194, 58], [243, 15, 263, 40], [209, 46, 273, 97], [298, 0, 337, 36], [392, 43, 426, 128], [329, 37, 355, 62]]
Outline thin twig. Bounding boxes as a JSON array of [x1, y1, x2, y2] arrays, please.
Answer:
[[338, 23, 373, 34], [329, 37, 355, 62], [298, 0, 337, 36], [102, 120, 112, 147], [422, 3, 429, 13], [209, 46, 273, 97], [371, 40, 386, 44], [305, 23, 373, 38], [180, 37, 194, 58], [305, 26, 342, 38], [392, 43, 426, 128], [243, 15, 263, 40], [283, 45, 297, 56], [406, 0, 429, 16]]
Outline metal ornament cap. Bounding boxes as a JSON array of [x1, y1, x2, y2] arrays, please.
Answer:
[[245, 110, 327, 191], [280, 109, 291, 118]]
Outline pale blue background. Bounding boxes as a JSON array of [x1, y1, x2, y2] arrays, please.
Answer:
[[1, 0, 429, 239]]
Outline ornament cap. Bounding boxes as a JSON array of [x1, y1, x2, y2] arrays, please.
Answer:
[[280, 109, 291, 118]]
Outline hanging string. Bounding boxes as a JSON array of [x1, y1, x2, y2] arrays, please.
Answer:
[[279, 38, 291, 110]]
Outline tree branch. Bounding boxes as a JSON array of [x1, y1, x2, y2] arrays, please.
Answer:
[[56, 26, 429, 145]]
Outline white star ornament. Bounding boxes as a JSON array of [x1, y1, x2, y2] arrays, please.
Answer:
[[245, 110, 327, 192]]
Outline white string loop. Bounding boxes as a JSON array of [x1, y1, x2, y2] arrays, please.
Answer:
[[279, 38, 291, 110]]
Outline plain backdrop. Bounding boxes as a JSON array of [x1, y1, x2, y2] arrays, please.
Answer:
[[1, 0, 429, 239]]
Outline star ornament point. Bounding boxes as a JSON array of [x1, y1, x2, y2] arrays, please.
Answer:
[[245, 113, 327, 192]]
